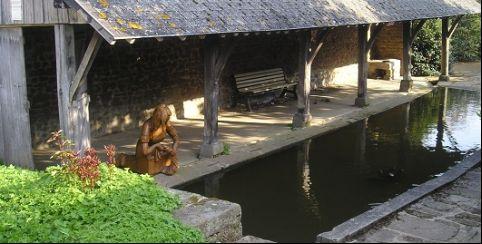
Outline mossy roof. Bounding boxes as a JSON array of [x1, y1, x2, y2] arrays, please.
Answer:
[[64, 0, 481, 44]]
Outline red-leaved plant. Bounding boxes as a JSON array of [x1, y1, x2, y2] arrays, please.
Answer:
[[47, 130, 109, 189]]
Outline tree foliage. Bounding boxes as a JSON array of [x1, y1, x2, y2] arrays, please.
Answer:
[[412, 15, 481, 76]]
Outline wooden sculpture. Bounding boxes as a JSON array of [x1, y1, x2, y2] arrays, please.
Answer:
[[116, 104, 179, 176]]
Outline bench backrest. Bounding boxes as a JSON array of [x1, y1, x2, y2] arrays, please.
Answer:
[[234, 68, 288, 94]]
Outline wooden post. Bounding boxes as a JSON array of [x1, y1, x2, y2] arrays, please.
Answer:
[[55, 24, 92, 152], [354, 118, 368, 164], [0, 27, 34, 168], [293, 32, 313, 128], [400, 21, 413, 92], [355, 25, 369, 107], [200, 37, 234, 158], [440, 17, 462, 82], [440, 18, 450, 82]]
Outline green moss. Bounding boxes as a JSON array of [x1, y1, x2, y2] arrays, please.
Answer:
[[0, 164, 205, 243]]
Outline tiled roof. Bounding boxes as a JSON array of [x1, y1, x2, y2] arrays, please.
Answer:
[[64, 0, 481, 44]]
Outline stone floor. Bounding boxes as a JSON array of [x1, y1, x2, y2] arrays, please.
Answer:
[[353, 167, 481, 243], [439, 62, 481, 91], [33, 77, 432, 167]]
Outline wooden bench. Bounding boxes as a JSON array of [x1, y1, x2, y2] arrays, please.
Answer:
[[234, 68, 297, 111]]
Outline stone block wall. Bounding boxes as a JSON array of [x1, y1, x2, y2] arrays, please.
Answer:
[[372, 23, 404, 75], [312, 26, 359, 87], [23, 24, 387, 149]]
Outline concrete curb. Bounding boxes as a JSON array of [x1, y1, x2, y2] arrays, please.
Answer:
[[316, 150, 481, 243]]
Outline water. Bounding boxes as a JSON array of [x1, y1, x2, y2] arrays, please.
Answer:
[[181, 88, 481, 243]]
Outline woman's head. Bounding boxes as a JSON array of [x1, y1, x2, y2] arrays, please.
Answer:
[[152, 104, 172, 126]]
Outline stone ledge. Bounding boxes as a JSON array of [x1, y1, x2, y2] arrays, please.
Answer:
[[167, 189, 243, 243], [316, 150, 481, 243], [236, 235, 275, 243]]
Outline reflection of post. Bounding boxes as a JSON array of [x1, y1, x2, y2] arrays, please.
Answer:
[[436, 88, 449, 150], [296, 140, 312, 194], [354, 119, 368, 164], [204, 172, 224, 198], [399, 103, 411, 168]]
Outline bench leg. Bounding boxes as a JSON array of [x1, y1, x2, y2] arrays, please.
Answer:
[[246, 97, 253, 112], [291, 86, 298, 99], [280, 88, 288, 98]]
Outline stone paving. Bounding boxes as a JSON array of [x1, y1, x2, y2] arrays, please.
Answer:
[[439, 62, 481, 92], [353, 168, 481, 243]]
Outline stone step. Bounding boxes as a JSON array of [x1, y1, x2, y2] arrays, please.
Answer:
[[236, 235, 276, 243], [167, 189, 243, 243]]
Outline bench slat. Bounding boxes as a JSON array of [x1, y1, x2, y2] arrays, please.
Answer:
[[234, 68, 284, 79], [239, 81, 287, 92], [237, 76, 286, 88], [249, 84, 296, 94], [239, 82, 296, 94], [234, 68, 296, 97]]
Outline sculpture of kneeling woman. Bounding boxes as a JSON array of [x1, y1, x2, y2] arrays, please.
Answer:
[[116, 104, 179, 176]]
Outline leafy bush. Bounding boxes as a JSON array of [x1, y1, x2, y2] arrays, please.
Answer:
[[451, 15, 481, 62], [0, 164, 205, 243], [412, 15, 481, 76], [412, 20, 442, 76]]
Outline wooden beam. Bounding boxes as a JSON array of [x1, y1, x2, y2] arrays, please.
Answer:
[[367, 23, 385, 52], [293, 31, 313, 128], [440, 17, 454, 81], [448, 16, 463, 38], [200, 37, 231, 158], [308, 28, 330, 64], [0, 27, 34, 168], [409, 19, 427, 45], [355, 24, 369, 107], [214, 39, 235, 81], [55, 24, 91, 151], [400, 21, 413, 92], [69, 31, 102, 102]]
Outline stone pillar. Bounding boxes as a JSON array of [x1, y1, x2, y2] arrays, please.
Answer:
[[293, 32, 313, 128], [0, 27, 34, 168], [400, 21, 413, 92], [355, 25, 369, 107], [55, 24, 91, 152], [200, 38, 224, 158], [440, 18, 450, 82]]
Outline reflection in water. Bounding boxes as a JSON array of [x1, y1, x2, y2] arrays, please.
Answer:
[[181, 88, 481, 243]]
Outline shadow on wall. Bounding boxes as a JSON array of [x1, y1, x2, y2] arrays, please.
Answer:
[[312, 26, 359, 87]]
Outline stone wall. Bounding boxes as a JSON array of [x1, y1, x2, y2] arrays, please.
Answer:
[[24, 25, 370, 149], [372, 23, 404, 75], [24, 27, 59, 149], [312, 26, 359, 87]]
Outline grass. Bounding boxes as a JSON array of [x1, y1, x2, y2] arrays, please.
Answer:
[[0, 164, 205, 243], [222, 143, 231, 155]]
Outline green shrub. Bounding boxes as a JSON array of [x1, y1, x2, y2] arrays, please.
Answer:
[[412, 20, 442, 76], [412, 15, 481, 76], [0, 164, 205, 243], [451, 15, 481, 62]]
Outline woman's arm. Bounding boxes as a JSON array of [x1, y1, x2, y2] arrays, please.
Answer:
[[140, 122, 160, 156], [166, 122, 180, 152]]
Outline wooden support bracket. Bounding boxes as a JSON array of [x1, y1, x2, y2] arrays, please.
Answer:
[[308, 28, 331, 64], [448, 16, 463, 38], [367, 23, 385, 52], [214, 38, 236, 81], [409, 19, 428, 45], [69, 32, 102, 102]]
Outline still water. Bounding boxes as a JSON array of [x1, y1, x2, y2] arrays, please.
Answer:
[[181, 88, 481, 243]]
